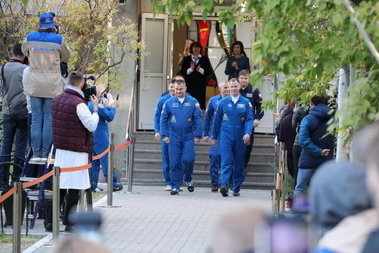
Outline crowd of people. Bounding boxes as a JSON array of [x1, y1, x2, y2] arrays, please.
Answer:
[[0, 12, 122, 232], [2, 13, 377, 251]]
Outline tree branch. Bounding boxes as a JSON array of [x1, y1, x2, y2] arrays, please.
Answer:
[[343, 0, 379, 65]]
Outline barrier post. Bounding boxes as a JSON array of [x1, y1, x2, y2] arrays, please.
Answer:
[[79, 190, 85, 211], [127, 137, 135, 193], [107, 133, 115, 206], [53, 166, 60, 241], [12, 182, 22, 253]]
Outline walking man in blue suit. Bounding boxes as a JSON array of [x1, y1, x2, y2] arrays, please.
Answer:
[[203, 80, 230, 192], [160, 79, 203, 195], [211, 78, 253, 197]]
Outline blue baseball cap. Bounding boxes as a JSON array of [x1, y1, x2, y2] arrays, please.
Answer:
[[39, 12, 55, 29]]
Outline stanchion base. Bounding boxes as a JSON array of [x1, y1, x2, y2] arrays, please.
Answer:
[[98, 205, 122, 208], [125, 191, 140, 194]]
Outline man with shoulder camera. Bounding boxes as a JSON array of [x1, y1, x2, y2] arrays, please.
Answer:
[[52, 71, 99, 232], [0, 43, 28, 190], [22, 12, 70, 163]]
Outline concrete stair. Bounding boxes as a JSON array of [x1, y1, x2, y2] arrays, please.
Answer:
[[129, 131, 276, 190]]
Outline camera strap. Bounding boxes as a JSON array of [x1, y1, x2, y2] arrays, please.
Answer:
[[1, 63, 7, 92]]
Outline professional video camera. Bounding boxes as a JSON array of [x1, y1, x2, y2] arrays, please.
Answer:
[[82, 76, 97, 101], [49, 12, 60, 34]]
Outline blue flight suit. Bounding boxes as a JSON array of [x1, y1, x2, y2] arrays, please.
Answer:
[[211, 95, 253, 193], [203, 94, 223, 187], [153, 94, 172, 186], [88, 102, 119, 189], [160, 95, 203, 190]]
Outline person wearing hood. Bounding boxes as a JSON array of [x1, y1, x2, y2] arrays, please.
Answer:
[[311, 124, 379, 253], [310, 161, 373, 245], [293, 95, 334, 196]]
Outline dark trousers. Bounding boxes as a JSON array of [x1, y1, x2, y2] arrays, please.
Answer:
[[287, 152, 295, 178], [60, 189, 80, 226], [244, 129, 255, 168], [292, 144, 302, 189]]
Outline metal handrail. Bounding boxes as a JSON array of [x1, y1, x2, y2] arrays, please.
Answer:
[[125, 64, 138, 193]]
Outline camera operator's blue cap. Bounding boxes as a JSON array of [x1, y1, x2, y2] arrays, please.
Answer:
[[39, 12, 55, 29]]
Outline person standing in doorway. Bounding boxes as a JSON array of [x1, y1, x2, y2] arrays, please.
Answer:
[[180, 41, 211, 110], [224, 41, 250, 80], [160, 79, 203, 195], [211, 78, 253, 197], [203, 81, 230, 192]]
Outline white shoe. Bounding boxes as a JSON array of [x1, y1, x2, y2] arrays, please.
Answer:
[[94, 187, 103, 192], [40, 157, 48, 163], [165, 185, 172, 191], [29, 156, 41, 163]]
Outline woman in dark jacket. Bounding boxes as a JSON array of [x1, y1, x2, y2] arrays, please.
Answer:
[[224, 41, 250, 80], [180, 41, 211, 110]]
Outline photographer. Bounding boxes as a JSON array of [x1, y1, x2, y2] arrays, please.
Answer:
[[88, 90, 123, 192], [52, 71, 99, 232], [22, 12, 70, 163], [0, 43, 28, 190]]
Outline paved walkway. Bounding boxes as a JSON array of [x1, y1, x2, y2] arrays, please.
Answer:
[[6, 184, 273, 253]]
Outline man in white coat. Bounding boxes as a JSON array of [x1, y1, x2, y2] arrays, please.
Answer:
[[52, 71, 99, 232]]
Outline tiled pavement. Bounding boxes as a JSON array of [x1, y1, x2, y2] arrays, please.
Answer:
[[5, 184, 272, 253]]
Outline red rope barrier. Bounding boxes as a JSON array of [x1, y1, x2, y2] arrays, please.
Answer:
[[0, 186, 16, 204], [93, 147, 110, 160], [0, 139, 133, 204], [115, 139, 133, 150]]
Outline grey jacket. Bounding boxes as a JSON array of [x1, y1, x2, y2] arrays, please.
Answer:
[[0, 59, 27, 115]]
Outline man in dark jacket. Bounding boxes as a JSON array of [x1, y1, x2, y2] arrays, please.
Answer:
[[238, 70, 264, 168], [293, 95, 334, 196], [0, 43, 28, 189]]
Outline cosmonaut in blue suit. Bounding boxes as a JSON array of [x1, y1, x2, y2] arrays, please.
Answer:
[[154, 78, 178, 191], [211, 78, 253, 197], [203, 80, 230, 192], [160, 79, 203, 195], [88, 93, 123, 192]]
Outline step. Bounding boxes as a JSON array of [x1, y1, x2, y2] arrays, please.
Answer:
[[133, 169, 275, 183], [133, 158, 275, 172], [133, 131, 275, 145], [135, 141, 275, 153], [133, 149, 275, 163], [128, 178, 275, 190]]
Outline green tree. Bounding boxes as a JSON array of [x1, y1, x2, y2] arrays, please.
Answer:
[[0, 1, 36, 63], [151, 0, 379, 141], [0, 0, 145, 90]]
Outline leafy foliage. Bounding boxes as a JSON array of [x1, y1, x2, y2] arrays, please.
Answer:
[[151, 0, 379, 142], [0, 0, 145, 90], [0, 1, 36, 64]]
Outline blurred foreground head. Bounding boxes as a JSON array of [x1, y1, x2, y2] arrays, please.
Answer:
[[51, 237, 110, 253], [310, 160, 372, 238], [208, 205, 267, 253], [351, 124, 379, 210]]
